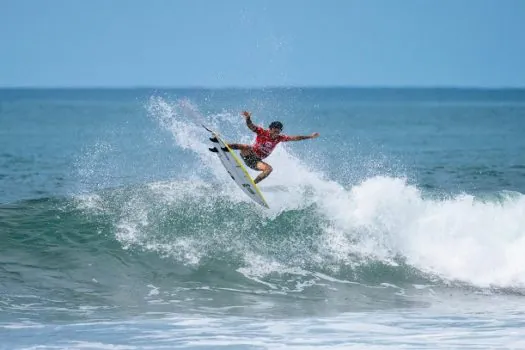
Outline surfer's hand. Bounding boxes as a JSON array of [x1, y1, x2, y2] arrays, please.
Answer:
[[242, 111, 251, 119], [311, 132, 320, 139]]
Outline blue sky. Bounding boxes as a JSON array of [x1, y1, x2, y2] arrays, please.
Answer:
[[2, 0, 525, 88]]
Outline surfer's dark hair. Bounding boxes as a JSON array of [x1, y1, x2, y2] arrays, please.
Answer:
[[269, 121, 283, 130]]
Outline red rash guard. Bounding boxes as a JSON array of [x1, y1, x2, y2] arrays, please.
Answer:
[[252, 126, 292, 158]]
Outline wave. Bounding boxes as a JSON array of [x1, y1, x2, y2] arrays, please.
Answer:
[[3, 96, 525, 308], [3, 169, 525, 295]]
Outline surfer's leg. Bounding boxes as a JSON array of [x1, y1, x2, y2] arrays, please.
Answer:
[[239, 151, 261, 171], [254, 161, 272, 184], [228, 143, 251, 151]]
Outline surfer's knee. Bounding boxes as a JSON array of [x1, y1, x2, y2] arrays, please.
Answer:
[[260, 163, 272, 174]]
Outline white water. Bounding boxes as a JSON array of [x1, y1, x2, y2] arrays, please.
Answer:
[[5, 305, 525, 349]]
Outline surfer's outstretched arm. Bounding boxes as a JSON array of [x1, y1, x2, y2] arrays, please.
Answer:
[[285, 132, 320, 141], [242, 111, 258, 132]]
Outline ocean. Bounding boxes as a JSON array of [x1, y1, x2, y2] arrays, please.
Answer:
[[1, 87, 525, 349]]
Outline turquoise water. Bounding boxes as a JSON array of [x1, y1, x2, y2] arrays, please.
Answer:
[[1, 88, 525, 349]]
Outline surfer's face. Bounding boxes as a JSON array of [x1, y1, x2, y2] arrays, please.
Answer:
[[269, 127, 282, 138]]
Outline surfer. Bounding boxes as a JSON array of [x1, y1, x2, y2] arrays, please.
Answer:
[[222, 111, 320, 184]]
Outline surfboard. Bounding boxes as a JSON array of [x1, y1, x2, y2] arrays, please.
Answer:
[[203, 125, 269, 208]]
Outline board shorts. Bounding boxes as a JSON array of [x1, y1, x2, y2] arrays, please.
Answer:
[[241, 153, 262, 170]]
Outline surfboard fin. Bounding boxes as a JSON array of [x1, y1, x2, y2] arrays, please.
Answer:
[[221, 147, 228, 152], [209, 137, 219, 143], [208, 147, 219, 153]]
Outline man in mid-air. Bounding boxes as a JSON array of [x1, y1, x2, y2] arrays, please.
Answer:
[[213, 111, 320, 184]]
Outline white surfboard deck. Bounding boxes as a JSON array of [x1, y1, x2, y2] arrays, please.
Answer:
[[203, 125, 269, 208]]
